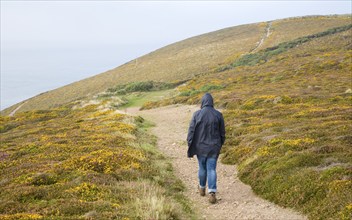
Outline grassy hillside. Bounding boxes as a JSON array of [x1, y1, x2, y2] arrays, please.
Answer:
[[1, 14, 351, 219], [2, 15, 351, 115], [261, 15, 352, 49], [0, 101, 195, 219], [144, 24, 352, 219]]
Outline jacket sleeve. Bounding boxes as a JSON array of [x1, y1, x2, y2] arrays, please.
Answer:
[[187, 112, 197, 147], [220, 113, 226, 146]]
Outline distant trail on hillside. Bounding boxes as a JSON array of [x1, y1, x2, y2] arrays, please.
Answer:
[[251, 21, 272, 53], [128, 105, 306, 220], [8, 101, 27, 117]]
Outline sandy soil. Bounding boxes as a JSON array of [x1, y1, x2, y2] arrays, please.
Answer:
[[126, 105, 306, 220]]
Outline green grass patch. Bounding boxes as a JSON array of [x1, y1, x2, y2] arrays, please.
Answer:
[[119, 89, 175, 109]]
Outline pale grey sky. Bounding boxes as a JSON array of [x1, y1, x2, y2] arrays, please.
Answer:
[[1, 1, 351, 50], [0, 1, 351, 109]]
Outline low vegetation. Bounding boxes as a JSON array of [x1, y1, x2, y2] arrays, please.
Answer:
[[229, 24, 352, 69], [145, 27, 352, 219], [1, 15, 351, 220], [0, 101, 195, 219], [2, 15, 350, 114], [93, 81, 179, 109], [106, 81, 183, 95]]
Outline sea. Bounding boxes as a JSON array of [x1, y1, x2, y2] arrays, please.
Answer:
[[0, 44, 157, 110]]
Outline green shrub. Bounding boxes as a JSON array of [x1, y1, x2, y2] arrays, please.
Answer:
[[179, 84, 224, 97], [31, 173, 57, 186], [106, 80, 186, 96], [125, 81, 154, 92], [180, 91, 191, 97]]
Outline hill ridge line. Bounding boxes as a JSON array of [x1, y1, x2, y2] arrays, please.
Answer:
[[2, 15, 350, 114]]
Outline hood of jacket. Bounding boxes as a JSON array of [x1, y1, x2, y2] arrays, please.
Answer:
[[201, 93, 214, 109]]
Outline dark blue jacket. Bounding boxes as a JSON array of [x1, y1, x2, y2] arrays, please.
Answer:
[[187, 93, 225, 158]]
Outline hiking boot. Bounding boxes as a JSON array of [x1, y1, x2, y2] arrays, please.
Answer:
[[209, 192, 217, 204], [198, 186, 205, 196]]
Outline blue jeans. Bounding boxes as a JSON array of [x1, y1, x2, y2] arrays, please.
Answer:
[[197, 155, 218, 193]]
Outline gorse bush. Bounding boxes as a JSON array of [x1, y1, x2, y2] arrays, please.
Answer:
[[0, 102, 194, 219]]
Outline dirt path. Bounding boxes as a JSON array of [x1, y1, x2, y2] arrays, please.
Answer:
[[8, 101, 27, 117], [126, 105, 306, 220], [251, 21, 272, 53]]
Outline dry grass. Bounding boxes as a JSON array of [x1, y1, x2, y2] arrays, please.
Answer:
[[2, 15, 350, 115], [262, 15, 351, 48]]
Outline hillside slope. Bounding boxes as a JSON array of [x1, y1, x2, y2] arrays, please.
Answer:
[[144, 22, 352, 219], [0, 102, 196, 219], [1, 14, 351, 220], [2, 15, 351, 115]]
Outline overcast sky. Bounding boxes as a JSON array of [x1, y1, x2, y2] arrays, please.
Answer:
[[0, 1, 351, 109], [2, 1, 351, 51]]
